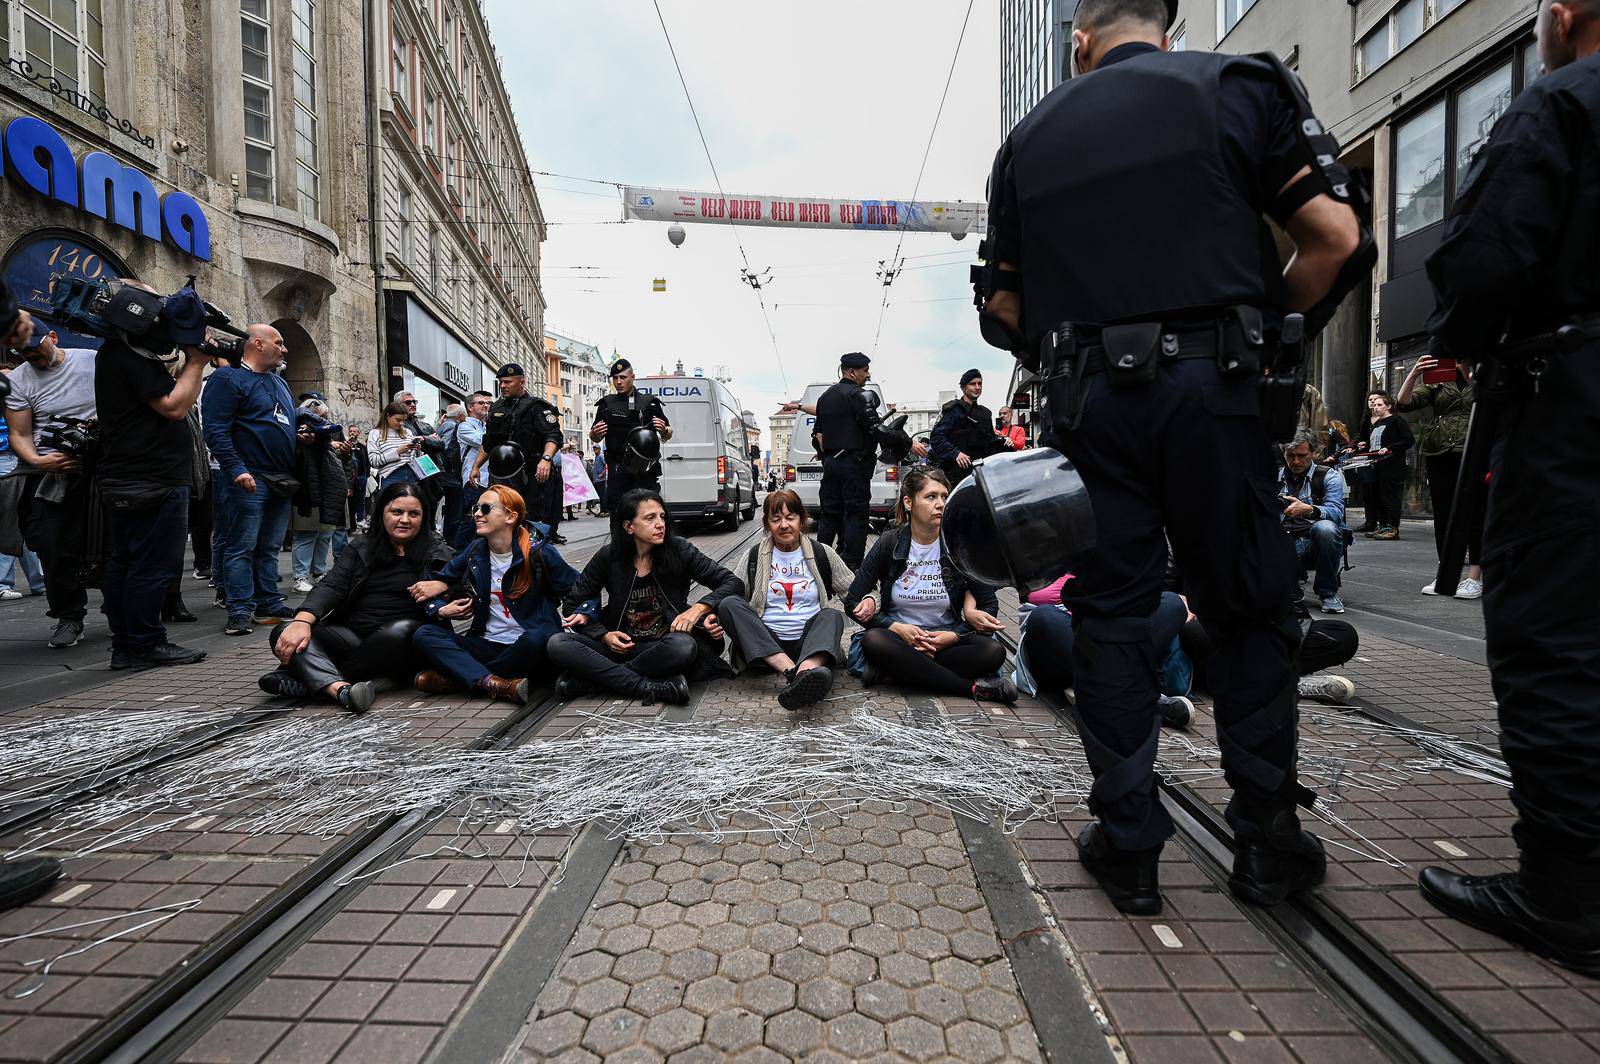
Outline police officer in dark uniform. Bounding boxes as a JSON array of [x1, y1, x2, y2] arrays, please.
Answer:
[[1415, 1, 1600, 975], [973, 0, 1372, 914], [469, 363, 562, 526], [803, 352, 928, 569], [589, 357, 671, 510], [930, 368, 1013, 486]]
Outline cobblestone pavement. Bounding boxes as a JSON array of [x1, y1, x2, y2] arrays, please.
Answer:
[[0, 524, 1596, 1063]]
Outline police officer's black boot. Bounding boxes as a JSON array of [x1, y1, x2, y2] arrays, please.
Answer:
[[1418, 867, 1600, 977], [1227, 797, 1326, 907], [1076, 822, 1162, 916]]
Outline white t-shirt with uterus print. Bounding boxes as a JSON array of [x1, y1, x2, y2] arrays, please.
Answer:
[[761, 547, 821, 640]]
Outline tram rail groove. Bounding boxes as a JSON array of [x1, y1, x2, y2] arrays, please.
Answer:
[[47, 521, 766, 1064], [992, 626, 1509, 1064]]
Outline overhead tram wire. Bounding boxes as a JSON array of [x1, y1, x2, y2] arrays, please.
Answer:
[[651, 0, 790, 396], [869, 0, 975, 357]]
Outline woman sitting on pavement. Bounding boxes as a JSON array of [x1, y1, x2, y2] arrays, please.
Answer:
[[258, 481, 453, 712], [548, 489, 743, 705], [710, 489, 853, 709], [842, 467, 1016, 704], [408, 485, 579, 703]]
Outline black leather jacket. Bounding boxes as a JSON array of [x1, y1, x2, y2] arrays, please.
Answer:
[[842, 524, 998, 629]]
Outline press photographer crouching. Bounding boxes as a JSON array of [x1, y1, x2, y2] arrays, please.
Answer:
[[2, 313, 97, 650], [260, 481, 454, 712], [92, 282, 214, 670]]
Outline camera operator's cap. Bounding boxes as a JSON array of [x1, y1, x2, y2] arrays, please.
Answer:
[[495, 362, 524, 379], [20, 329, 46, 349], [942, 447, 1097, 592], [298, 391, 326, 402], [840, 352, 871, 369], [609, 358, 631, 376], [959, 368, 982, 386]]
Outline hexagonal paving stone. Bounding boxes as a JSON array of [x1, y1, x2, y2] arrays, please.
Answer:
[[946, 1019, 1008, 1063], [765, 1008, 824, 1057], [967, 985, 1028, 1029], [591, 903, 639, 930], [949, 928, 1003, 963], [749, 922, 799, 954], [800, 921, 850, 954], [823, 899, 870, 929], [522, 1011, 586, 1055], [697, 923, 748, 952], [799, 878, 847, 904], [643, 1007, 705, 1055], [854, 979, 910, 1022], [717, 947, 770, 981], [667, 878, 714, 906], [650, 923, 701, 957], [755, 879, 800, 904], [845, 880, 891, 906], [684, 901, 731, 928], [797, 978, 853, 1020], [704, 1007, 762, 1053], [564, 951, 615, 984], [874, 902, 918, 931], [599, 925, 652, 956], [622, 879, 671, 907], [625, 974, 684, 1017], [570, 977, 629, 1019], [730, 900, 778, 927], [665, 947, 717, 982], [738, 973, 797, 1017], [637, 900, 681, 929], [825, 1012, 889, 1057], [826, 949, 876, 985], [711, 879, 755, 904], [911, 984, 967, 1026], [771, 947, 826, 984], [878, 952, 934, 989], [902, 926, 949, 960], [580, 1007, 646, 1056], [612, 948, 668, 983], [656, 861, 697, 884], [849, 924, 899, 958], [682, 975, 738, 1017], [886, 1015, 947, 1061], [934, 883, 984, 912], [920, 904, 967, 934], [931, 956, 984, 993]]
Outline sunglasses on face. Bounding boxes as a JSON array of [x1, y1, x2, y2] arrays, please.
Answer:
[[474, 503, 503, 516]]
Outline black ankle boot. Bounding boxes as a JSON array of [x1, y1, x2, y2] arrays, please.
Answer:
[[162, 593, 197, 623], [1228, 802, 1326, 906], [1076, 822, 1162, 916], [639, 675, 690, 706], [1419, 867, 1600, 976]]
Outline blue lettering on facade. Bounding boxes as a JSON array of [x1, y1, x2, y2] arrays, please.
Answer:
[[2, 116, 211, 261], [637, 385, 704, 398]]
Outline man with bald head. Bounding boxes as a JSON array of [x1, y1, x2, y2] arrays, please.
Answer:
[[202, 323, 299, 637]]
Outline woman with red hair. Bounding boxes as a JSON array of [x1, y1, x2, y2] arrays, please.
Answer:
[[409, 485, 579, 702]]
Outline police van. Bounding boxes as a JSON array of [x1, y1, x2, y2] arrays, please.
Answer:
[[635, 376, 757, 529], [784, 381, 902, 530]]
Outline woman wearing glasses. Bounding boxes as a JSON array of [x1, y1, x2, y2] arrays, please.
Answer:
[[257, 481, 454, 712], [408, 485, 580, 702]]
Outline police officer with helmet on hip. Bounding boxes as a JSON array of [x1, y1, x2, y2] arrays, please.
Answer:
[[1411, 0, 1600, 975], [470, 363, 562, 525], [970, 0, 1373, 915], [797, 352, 928, 570], [589, 357, 671, 510]]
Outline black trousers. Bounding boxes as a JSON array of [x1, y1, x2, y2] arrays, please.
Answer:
[[102, 486, 190, 653], [816, 453, 871, 568], [269, 618, 422, 692], [1183, 617, 1358, 689], [547, 630, 696, 697], [860, 627, 1006, 697], [1054, 359, 1302, 852], [1423, 451, 1481, 565], [1479, 349, 1600, 894], [717, 598, 845, 669], [1372, 458, 1407, 530], [189, 477, 214, 571], [605, 467, 660, 512], [18, 474, 90, 624]]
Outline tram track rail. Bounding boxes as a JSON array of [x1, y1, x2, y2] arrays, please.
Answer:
[[38, 520, 766, 1064], [992, 625, 1510, 1064]]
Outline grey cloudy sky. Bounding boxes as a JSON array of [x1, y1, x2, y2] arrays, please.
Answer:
[[483, 0, 1014, 451]]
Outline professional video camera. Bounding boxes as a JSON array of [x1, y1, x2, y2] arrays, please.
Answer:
[[45, 274, 248, 361], [37, 416, 99, 460]]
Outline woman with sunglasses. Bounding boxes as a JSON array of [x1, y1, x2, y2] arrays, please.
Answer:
[[548, 489, 740, 705], [257, 481, 454, 712], [408, 485, 579, 702], [842, 467, 1016, 704]]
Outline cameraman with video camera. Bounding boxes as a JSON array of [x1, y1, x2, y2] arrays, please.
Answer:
[[202, 325, 298, 637], [3, 314, 98, 651], [93, 282, 213, 670]]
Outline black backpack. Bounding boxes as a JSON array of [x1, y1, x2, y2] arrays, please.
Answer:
[[747, 542, 834, 601]]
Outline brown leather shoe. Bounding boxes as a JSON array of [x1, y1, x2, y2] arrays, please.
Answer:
[[481, 675, 530, 703], [414, 670, 464, 695]]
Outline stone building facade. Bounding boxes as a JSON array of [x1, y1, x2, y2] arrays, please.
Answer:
[[0, 0, 381, 429], [374, 0, 544, 426], [546, 326, 607, 449]]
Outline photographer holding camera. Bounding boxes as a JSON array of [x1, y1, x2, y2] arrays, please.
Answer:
[[93, 284, 212, 670], [3, 319, 98, 650], [202, 325, 298, 637]]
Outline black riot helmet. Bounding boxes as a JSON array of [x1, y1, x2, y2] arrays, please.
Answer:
[[486, 442, 525, 480], [941, 448, 1096, 592], [623, 426, 661, 473]]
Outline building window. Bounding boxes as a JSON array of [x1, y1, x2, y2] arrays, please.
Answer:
[[290, 0, 318, 217], [1453, 63, 1513, 192], [1169, 23, 1186, 52], [1393, 100, 1445, 238], [241, 0, 274, 202], [390, 17, 410, 106], [423, 84, 437, 158], [1438, 0, 1467, 16], [7, 0, 107, 106], [397, 183, 414, 265], [1219, 0, 1257, 38], [1356, 0, 1457, 82], [428, 225, 439, 290], [1521, 39, 1541, 88]]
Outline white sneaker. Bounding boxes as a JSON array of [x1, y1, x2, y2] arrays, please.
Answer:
[[0, 588, 21, 600], [1420, 580, 1438, 595], [1298, 674, 1356, 704], [1455, 578, 1483, 600], [293, 579, 314, 593]]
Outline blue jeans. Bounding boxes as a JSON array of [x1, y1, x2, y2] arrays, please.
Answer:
[[220, 482, 292, 616], [1292, 519, 1345, 599], [412, 622, 556, 688], [1020, 591, 1188, 695], [292, 529, 334, 581], [103, 486, 190, 653], [0, 547, 45, 593]]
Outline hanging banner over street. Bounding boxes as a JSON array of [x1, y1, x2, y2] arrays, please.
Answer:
[[620, 186, 986, 236]]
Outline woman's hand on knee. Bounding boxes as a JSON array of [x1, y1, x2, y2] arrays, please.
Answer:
[[276, 620, 312, 664]]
